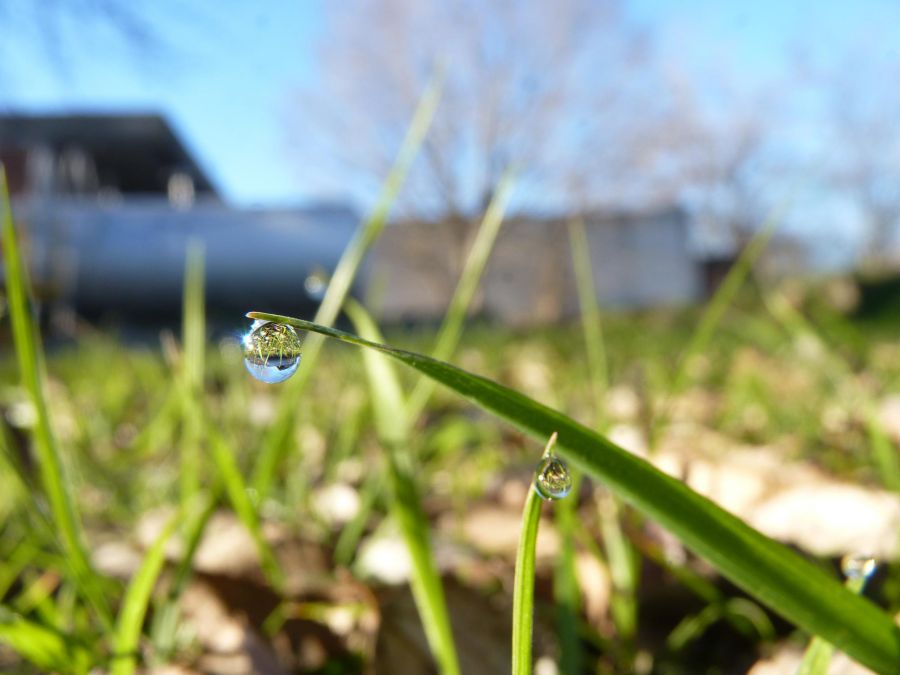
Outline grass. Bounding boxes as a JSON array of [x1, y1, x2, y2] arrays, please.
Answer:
[[512, 433, 558, 675], [110, 511, 179, 675], [405, 169, 516, 421], [796, 559, 877, 675], [249, 309, 900, 674], [346, 299, 460, 675], [2, 138, 900, 673], [1, 167, 112, 630], [250, 72, 443, 499]]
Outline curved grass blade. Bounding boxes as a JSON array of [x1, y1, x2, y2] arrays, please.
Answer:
[[406, 170, 516, 421], [345, 300, 460, 675], [0, 166, 113, 627], [250, 73, 443, 499], [110, 512, 179, 675], [246, 311, 900, 675], [513, 484, 541, 675], [513, 434, 557, 675]]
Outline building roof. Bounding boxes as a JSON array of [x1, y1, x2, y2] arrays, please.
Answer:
[[0, 112, 218, 196]]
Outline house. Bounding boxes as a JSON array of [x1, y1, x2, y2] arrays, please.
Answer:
[[0, 113, 358, 323], [371, 207, 703, 326], [1, 112, 743, 331]]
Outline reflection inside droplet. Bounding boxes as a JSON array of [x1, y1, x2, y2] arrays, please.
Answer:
[[840, 552, 877, 582], [242, 320, 303, 384], [534, 455, 572, 501]]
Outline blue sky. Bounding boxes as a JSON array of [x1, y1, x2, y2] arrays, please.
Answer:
[[1, 0, 898, 220]]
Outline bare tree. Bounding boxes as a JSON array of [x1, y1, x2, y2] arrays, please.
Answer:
[[289, 0, 692, 261], [679, 97, 776, 252], [826, 55, 900, 268], [0, 1, 228, 87]]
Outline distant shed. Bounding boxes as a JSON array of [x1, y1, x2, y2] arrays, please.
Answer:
[[371, 207, 702, 326], [0, 112, 359, 323]]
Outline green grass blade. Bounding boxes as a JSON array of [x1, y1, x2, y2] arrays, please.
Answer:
[[797, 573, 871, 675], [251, 73, 443, 499], [762, 291, 900, 493], [598, 493, 638, 641], [150, 490, 219, 661], [209, 427, 285, 592], [666, 602, 723, 653], [180, 241, 205, 509], [669, 203, 786, 398], [513, 435, 558, 675], [797, 639, 836, 675], [513, 489, 541, 675], [406, 170, 516, 421], [568, 217, 609, 414], [246, 311, 900, 675], [110, 512, 179, 675], [0, 607, 92, 674], [334, 471, 382, 566], [344, 300, 460, 675], [0, 166, 112, 626], [569, 216, 634, 660]]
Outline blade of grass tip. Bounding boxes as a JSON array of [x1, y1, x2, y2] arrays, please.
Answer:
[[247, 312, 900, 674], [0, 607, 92, 674], [180, 241, 205, 510], [513, 433, 557, 675], [250, 72, 443, 499], [796, 570, 873, 675], [110, 512, 179, 675], [0, 166, 113, 627], [568, 217, 608, 418], [406, 170, 516, 422], [344, 299, 460, 675]]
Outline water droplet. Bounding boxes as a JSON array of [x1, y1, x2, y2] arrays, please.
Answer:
[[304, 272, 328, 301], [242, 321, 303, 384], [840, 553, 877, 581], [534, 455, 572, 501]]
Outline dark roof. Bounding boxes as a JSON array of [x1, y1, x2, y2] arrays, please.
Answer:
[[0, 113, 218, 196]]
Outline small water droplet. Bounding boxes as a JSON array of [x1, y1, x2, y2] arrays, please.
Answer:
[[840, 553, 877, 581], [534, 455, 572, 501], [242, 321, 303, 384], [304, 272, 328, 301]]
